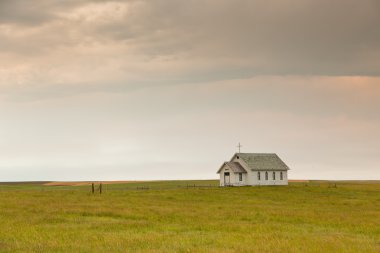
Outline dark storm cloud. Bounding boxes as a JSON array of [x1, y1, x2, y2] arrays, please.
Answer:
[[87, 0, 380, 75], [1, 0, 379, 77], [0, 0, 53, 25], [0, 0, 103, 25]]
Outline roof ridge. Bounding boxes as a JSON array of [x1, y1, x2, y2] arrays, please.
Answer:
[[236, 153, 277, 155]]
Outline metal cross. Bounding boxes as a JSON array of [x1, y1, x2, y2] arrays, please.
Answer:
[[237, 142, 242, 153]]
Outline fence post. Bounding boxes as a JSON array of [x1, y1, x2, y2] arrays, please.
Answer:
[[99, 183, 103, 194], [91, 183, 95, 194]]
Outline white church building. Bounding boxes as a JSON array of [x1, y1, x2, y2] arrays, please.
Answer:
[[217, 153, 289, 186]]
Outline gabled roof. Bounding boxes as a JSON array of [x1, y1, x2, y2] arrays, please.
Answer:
[[217, 162, 247, 174], [234, 153, 289, 171]]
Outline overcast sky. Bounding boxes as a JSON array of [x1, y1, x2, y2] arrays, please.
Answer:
[[1, 0, 379, 181]]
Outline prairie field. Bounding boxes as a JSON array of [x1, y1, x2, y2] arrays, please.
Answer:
[[0, 180, 379, 253]]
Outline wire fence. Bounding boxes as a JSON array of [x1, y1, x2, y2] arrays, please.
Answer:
[[0, 180, 348, 193]]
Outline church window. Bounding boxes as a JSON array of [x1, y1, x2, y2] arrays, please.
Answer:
[[273, 172, 276, 180], [258, 172, 261, 180], [265, 172, 268, 180], [280, 172, 283, 180], [239, 173, 243, 181]]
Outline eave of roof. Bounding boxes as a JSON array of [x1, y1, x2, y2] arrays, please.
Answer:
[[216, 161, 247, 173]]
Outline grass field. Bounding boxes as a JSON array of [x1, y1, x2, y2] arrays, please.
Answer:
[[0, 180, 379, 252]]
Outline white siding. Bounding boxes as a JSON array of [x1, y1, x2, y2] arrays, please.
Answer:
[[231, 156, 253, 185], [233, 172, 247, 186], [250, 170, 288, 186]]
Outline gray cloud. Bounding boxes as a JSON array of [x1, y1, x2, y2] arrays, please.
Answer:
[[0, 0, 379, 82], [0, 0, 53, 25], [84, 0, 380, 75], [0, 0, 103, 25]]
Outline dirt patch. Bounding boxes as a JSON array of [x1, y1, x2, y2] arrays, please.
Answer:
[[0, 242, 9, 250], [288, 179, 310, 183], [44, 181, 140, 186], [0, 181, 51, 185]]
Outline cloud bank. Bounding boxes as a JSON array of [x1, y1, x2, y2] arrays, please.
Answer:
[[0, 0, 379, 180]]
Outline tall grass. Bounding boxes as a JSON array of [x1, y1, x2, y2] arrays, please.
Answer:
[[0, 180, 379, 252]]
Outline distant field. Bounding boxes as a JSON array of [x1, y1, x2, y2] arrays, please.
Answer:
[[0, 180, 379, 252]]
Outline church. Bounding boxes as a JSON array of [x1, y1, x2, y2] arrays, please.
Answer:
[[217, 153, 289, 186]]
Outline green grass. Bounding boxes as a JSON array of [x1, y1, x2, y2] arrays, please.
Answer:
[[0, 180, 379, 252]]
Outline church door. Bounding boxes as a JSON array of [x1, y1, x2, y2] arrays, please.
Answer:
[[224, 172, 230, 186]]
